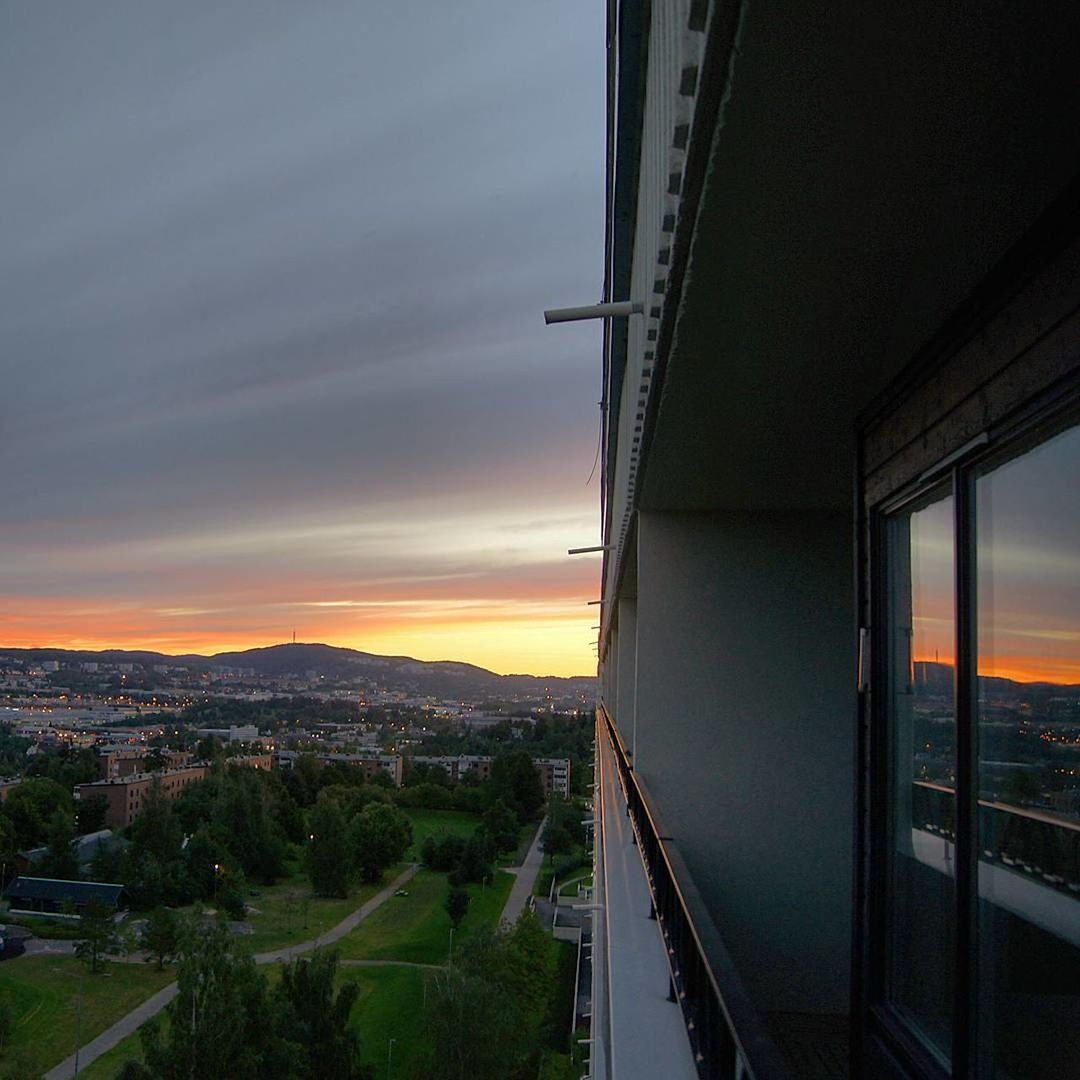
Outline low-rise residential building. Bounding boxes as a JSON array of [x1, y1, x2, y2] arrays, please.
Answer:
[[225, 753, 274, 771], [412, 754, 570, 797], [534, 758, 571, 798], [4, 876, 124, 917], [275, 750, 403, 786], [194, 724, 260, 743], [75, 765, 210, 828], [98, 747, 191, 779]]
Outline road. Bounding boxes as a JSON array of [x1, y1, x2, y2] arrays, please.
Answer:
[[44, 864, 419, 1080]]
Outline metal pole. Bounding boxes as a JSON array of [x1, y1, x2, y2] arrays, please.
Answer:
[[448, 926, 454, 969], [74, 966, 84, 1075], [387, 1037, 395, 1079]]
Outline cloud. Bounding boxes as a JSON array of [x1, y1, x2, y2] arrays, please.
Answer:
[[0, 2, 605, 675]]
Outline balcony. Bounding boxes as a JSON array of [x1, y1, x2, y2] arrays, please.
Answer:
[[591, 705, 794, 1079]]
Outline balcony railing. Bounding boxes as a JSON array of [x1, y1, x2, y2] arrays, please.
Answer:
[[914, 780, 1080, 895], [598, 704, 791, 1080]]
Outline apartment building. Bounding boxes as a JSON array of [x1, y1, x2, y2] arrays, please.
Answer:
[[98, 747, 191, 779], [275, 750, 403, 787], [412, 754, 571, 797], [75, 765, 210, 829], [578, 3, 1080, 1078]]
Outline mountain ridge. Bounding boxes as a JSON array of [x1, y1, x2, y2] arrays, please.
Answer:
[[0, 642, 597, 694]]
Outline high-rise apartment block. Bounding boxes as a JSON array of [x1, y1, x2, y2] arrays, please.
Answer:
[[584, 3, 1080, 1078]]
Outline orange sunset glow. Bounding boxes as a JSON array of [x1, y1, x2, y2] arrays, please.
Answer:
[[0, 592, 599, 677]]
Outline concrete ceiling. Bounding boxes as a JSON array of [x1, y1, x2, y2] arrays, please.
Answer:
[[640, 0, 1080, 512]]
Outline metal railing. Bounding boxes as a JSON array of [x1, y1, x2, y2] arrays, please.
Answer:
[[914, 780, 1080, 894], [598, 705, 791, 1080]]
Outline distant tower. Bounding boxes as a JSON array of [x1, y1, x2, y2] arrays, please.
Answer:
[[292, 629, 296, 644]]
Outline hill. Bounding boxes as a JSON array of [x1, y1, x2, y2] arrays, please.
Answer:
[[1, 642, 596, 701]]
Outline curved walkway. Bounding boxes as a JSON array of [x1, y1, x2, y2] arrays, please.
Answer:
[[44, 864, 419, 1080]]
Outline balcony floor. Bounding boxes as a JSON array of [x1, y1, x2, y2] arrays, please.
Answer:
[[596, 727, 697, 1080]]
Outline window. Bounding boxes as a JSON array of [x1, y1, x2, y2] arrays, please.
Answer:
[[886, 487, 956, 1063], [877, 414, 1080, 1076]]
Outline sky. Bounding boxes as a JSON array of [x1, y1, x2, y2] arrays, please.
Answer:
[[0, 3, 607, 677], [908, 423, 1080, 686]]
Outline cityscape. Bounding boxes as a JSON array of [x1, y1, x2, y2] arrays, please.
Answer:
[[0, 644, 595, 1077], [4, 2, 1080, 1079]]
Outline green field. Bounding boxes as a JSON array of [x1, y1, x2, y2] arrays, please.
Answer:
[[344, 965, 428, 1078], [30, 817, 518, 1079], [335, 868, 513, 964], [402, 807, 479, 861], [73, 966, 429, 1080], [237, 862, 409, 955], [0, 957, 174, 1077]]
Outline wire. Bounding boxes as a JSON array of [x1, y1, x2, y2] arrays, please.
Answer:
[[586, 400, 603, 486]]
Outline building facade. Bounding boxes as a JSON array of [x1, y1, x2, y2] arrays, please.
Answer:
[[75, 765, 209, 829], [583, 3, 1080, 1078], [412, 754, 570, 797], [275, 751, 403, 786]]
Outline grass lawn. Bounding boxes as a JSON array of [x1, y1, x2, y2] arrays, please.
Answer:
[[235, 862, 408, 955], [558, 872, 592, 897], [343, 965, 428, 1079], [0, 956, 174, 1077], [402, 808, 478, 861], [534, 841, 590, 898], [75, 966, 430, 1080], [336, 868, 513, 964]]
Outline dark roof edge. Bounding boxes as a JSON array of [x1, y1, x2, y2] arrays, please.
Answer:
[[631, 0, 749, 524], [601, 0, 650, 580]]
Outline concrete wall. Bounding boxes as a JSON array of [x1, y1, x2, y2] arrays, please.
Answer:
[[632, 509, 854, 1014], [616, 598, 637, 753]]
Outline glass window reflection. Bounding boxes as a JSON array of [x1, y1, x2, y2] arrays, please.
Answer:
[[976, 421, 1080, 1078], [887, 488, 955, 1061]]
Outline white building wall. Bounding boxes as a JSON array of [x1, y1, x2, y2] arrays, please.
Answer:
[[615, 598, 638, 754]]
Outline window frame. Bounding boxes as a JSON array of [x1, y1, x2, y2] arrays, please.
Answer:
[[861, 385, 1080, 1078]]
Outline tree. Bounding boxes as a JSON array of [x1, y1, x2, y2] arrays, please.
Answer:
[[347, 803, 413, 884], [40, 809, 79, 880], [541, 820, 573, 861], [270, 950, 372, 1079], [140, 920, 270, 1079], [489, 752, 544, 822], [482, 800, 520, 855], [130, 779, 183, 864], [445, 886, 470, 929], [457, 831, 494, 885], [214, 771, 286, 884], [307, 794, 349, 897], [75, 793, 109, 835], [0, 815, 16, 886], [139, 907, 180, 970], [75, 898, 121, 974], [417, 911, 556, 1079], [421, 833, 466, 872], [185, 823, 232, 900], [4, 778, 73, 848]]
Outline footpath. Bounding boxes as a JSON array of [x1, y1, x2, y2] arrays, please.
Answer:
[[500, 816, 547, 923], [44, 864, 419, 1080]]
